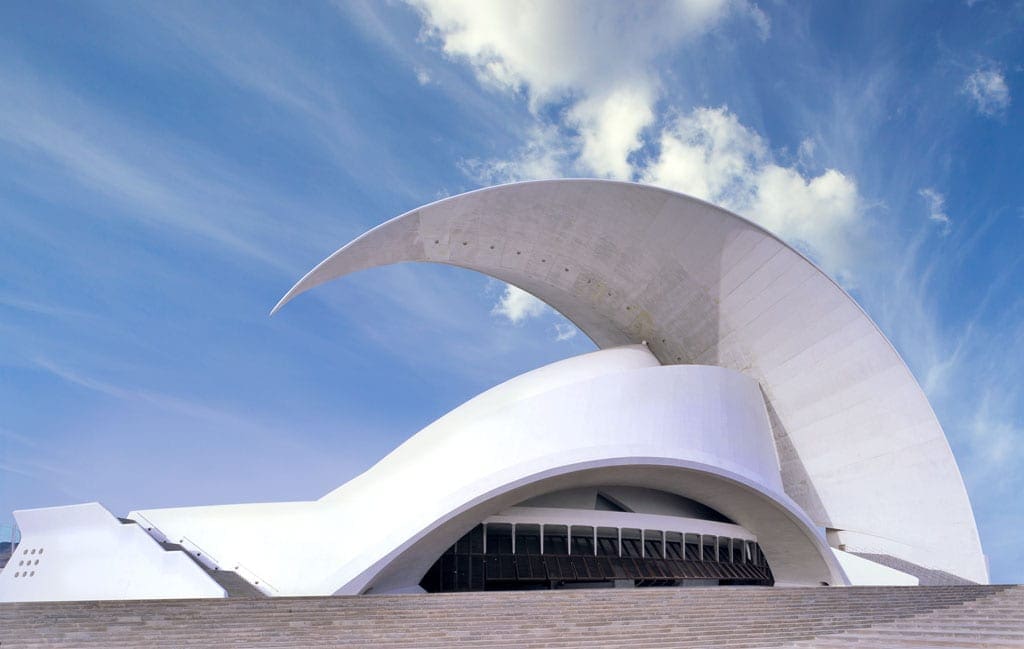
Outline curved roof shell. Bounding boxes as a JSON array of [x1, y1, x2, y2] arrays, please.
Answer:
[[276, 179, 987, 584]]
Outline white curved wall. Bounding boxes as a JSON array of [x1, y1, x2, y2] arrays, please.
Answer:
[[0, 503, 224, 603], [131, 346, 846, 596], [274, 179, 986, 584]]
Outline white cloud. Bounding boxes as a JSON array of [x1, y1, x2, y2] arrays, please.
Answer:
[[411, 3, 864, 282], [408, 0, 764, 180], [491, 284, 547, 323], [569, 84, 656, 178], [415, 66, 432, 85], [963, 68, 1010, 117], [919, 187, 952, 234], [460, 124, 571, 184], [643, 107, 862, 279], [554, 323, 578, 341]]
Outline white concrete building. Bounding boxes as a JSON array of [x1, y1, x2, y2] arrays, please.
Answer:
[[0, 180, 986, 602]]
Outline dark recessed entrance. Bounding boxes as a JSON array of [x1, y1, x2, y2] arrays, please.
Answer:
[[420, 524, 773, 592]]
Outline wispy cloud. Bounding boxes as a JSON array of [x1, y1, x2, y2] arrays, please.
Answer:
[[491, 283, 547, 324], [0, 294, 97, 322], [919, 187, 952, 234], [962, 68, 1011, 117], [32, 357, 251, 429], [554, 323, 578, 342], [966, 390, 1022, 469], [0, 67, 319, 273]]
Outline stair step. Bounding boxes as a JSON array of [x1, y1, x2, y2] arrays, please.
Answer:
[[1, 585, 1020, 648]]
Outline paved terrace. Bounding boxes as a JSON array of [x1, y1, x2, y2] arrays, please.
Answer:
[[1, 585, 1022, 648]]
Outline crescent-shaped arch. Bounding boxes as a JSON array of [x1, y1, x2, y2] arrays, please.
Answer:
[[275, 179, 987, 584]]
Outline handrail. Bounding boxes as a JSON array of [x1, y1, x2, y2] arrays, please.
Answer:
[[129, 512, 278, 595], [180, 535, 279, 595]]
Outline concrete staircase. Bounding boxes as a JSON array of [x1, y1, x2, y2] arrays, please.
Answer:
[[158, 541, 265, 598], [0, 585, 1021, 648]]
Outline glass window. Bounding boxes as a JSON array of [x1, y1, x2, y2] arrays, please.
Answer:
[[665, 532, 683, 560], [515, 524, 541, 555], [621, 528, 642, 558], [702, 535, 717, 562], [732, 539, 744, 564], [596, 527, 618, 557], [643, 530, 663, 558], [543, 525, 568, 555], [719, 537, 731, 563], [456, 525, 484, 554], [571, 526, 595, 555], [684, 533, 701, 561], [486, 523, 513, 555]]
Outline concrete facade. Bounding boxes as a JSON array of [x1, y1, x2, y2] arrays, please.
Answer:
[[0, 180, 985, 602]]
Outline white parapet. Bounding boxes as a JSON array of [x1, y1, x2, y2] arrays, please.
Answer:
[[0, 502, 225, 602], [832, 549, 919, 586], [130, 346, 848, 596]]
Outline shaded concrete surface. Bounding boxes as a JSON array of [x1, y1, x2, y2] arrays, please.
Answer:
[[1, 585, 1021, 648], [851, 552, 978, 586]]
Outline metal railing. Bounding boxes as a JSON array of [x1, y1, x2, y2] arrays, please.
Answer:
[[129, 512, 278, 595]]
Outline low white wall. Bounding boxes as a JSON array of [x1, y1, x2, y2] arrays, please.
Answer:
[[132, 346, 845, 595], [832, 548, 918, 586], [0, 502, 225, 602]]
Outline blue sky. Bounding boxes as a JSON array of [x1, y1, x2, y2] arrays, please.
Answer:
[[0, 1, 1021, 582]]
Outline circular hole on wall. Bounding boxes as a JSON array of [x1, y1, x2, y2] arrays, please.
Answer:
[[13, 572, 19, 578], [34, 560, 39, 565], [18, 560, 23, 566], [461, 241, 468, 246], [490, 245, 495, 250], [37, 548, 43, 555], [29, 571, 34, 577], [30, 549, 36, 555]]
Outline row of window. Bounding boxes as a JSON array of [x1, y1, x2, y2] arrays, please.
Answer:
[[447, 523, 766, 566], [423, 552, 772, 592]]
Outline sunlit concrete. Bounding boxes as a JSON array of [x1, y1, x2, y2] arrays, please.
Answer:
[[276, 179, 986, 585], [0, 180, 986, 602]]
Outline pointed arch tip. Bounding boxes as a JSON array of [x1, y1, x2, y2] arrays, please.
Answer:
[[260, 179, 987, 584], [269, 289, 298, 317]]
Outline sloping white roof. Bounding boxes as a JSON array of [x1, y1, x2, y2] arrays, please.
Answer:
[[275, 179, 987, 584]]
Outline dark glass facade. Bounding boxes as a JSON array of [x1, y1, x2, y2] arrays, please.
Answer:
[[421, 523, 773, 592]]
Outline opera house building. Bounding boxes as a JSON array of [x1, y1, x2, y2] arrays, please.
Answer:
[[0, 180, 989, 602]]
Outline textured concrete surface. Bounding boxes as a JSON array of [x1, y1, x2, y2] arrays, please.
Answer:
[[273, 179, 987, 585], [1, 585, 1021, 648]]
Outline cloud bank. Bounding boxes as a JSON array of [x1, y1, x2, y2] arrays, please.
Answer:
[[411, 0, 864, 288]]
